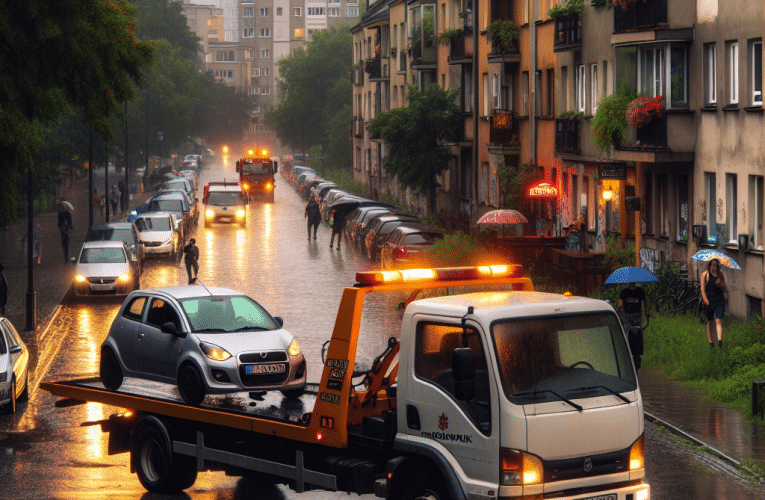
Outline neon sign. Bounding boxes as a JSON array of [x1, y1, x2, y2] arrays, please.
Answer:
[[528, 182, 558, 197]]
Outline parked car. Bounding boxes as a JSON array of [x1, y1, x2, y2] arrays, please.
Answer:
[[99, 287, 307, 405], [134, 212, 181, 260], [86, 222, 145, 275], [364, 214, 422, 260], [356, 210, 410, 250], [177, 168, 199, 190], [159, 178, 198, 222], [144, 165, 175, 192], [148, 192, 193, 240], [289, 166, 315, 186], [301, 178, 326, 200], [73, 241, 140, 297], [345, 206, 395, 248], [0, 317, 30, 413], [380, 223, 447, 269]]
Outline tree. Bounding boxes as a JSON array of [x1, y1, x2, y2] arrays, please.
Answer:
[[267, 26, 353, 156], [368, 84, 460, 214], [131, 0, 201, 62]]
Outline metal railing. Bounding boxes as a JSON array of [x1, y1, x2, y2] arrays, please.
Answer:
[[553, 13, 581, 50], [635, 115, 667, 149], [449, 32, 472, 61], [489, 110, 519, 146], [614, 0, 667, 33], [555, 118, 580, 155]]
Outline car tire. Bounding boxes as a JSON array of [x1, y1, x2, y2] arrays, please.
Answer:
[[132, 416, 198, 494], [18, 372, 29, 402], [2, 379, 17, 413], [100, 348, 124, 391], [177, 364, 206, 406], [280, 388, 305, 399]]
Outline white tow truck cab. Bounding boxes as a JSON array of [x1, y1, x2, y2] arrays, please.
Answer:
[[43, 265, 649, 500]]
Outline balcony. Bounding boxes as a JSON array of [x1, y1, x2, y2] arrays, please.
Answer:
[[635, 115, 666, 149], [612, 112, 695, 163], [553, 14, 581, 52], [448, 31, 472, 64], [486, 20, 521, 64], [613, 0, 667, 33], [352, 117, 364, 138], [554, 118, 580, 156], [488, 110, 520, 153], [365, 54, 389, 81]]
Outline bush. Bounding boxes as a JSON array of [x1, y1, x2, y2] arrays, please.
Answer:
[[590, 87, 638, 151]]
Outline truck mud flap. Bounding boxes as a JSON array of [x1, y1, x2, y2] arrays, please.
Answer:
[[323, 455, 385, 494], [173, 431, 337, 493]]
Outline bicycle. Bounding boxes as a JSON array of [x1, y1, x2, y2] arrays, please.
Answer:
[[648, 278, 706, 324]]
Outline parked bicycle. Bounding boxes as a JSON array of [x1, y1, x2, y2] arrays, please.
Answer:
[[648, 276, 706, 324]]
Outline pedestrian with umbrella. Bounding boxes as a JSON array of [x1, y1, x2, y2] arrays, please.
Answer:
[[305, 196, 321, 240], [692, 250, 739, 348], [57, 199, 74, 262]]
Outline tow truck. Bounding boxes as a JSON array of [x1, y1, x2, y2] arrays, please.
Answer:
[[236, 148, 277, 202], [42, 265, 650, 500]]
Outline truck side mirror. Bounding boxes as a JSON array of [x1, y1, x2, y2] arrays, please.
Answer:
[[452, 348, 475, 401]]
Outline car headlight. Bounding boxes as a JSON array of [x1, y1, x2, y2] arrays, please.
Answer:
[[236, 209, 245, 218], [288, 338, 301, 357], [75, 274, 87, 283], [206, 209, 215, 219], [200, 342, 232, 361], [163, 236, 173, 245], [118, 273, 131, 282], [243, 183, 250, 190]]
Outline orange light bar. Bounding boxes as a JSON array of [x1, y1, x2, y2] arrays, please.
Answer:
[[355, 265, 523, 286]]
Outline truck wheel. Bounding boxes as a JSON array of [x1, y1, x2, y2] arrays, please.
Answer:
[[402, 470, 448, 500], [100, 348, 124, 391], [177, 364, 206, 405], [132, 417, 198, 494]]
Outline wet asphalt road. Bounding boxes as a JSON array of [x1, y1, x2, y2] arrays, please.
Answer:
[[0, 158, 763, 499]]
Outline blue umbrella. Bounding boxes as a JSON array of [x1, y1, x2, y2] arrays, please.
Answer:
[[604, 266, 659, 285]]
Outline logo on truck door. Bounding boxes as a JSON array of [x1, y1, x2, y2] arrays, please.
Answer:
[[420, 412, 473, 444]]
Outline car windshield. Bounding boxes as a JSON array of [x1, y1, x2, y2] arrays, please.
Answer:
[[491, 312, 637, 404], [88, 228, 134, 247], [181, 296, 278, 333], [136, 217, 172, 232], [241, 161, 271, 174], [80, 247, 127, 264], [208, 191, 244, 206], [151, 200, 183, 212]]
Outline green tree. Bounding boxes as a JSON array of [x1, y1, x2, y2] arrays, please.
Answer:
[[368, 84, 460, 215], [131, 0, 201, 62]]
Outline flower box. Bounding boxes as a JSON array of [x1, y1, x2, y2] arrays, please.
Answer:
[[626, 96, 665, 128]]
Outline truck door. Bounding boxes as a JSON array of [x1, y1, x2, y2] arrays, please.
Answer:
[[404, 317, 499, 485]]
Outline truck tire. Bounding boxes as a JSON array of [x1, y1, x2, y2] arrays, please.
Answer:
[[177, 364, 206, 405], [100, 348, 124, 391], [402, 470, 448, 500], [132, 416, 198, 494]]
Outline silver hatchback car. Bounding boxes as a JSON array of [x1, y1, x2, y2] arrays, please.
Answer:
[[100, 286, 307, 405]]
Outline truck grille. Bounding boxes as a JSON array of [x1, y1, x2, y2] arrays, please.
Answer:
[[545, 447, 630, 482]]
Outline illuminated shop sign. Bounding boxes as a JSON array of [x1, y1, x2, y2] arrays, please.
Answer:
[[528, 182, 558, 197]]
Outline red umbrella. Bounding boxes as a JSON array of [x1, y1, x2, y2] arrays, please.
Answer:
[[476, 209, 529, 225]]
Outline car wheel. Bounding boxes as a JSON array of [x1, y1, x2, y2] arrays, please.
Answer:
[[2, 378, 17, 413], [280, 388, 305, 399], [177, 365, 206, 405], [18, 372, 29, 402], [100, 348, 124, 391], [132, 416, 198, 494]]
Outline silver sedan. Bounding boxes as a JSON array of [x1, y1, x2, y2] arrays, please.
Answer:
[[0, 317, 29, 413], [73, 241, 139, 297], [134, 212, 180, 259]]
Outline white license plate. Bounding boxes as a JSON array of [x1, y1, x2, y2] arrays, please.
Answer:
[[91, 283, 115, 291], [578, 494, 616, 500], [245, 364, 285, 375]]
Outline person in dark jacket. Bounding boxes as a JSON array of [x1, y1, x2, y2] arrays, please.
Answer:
[[181, 238, 200, 284], [57, 200, 73, 262], [305, 197, 321, 240], [329, 209, 345, 250]]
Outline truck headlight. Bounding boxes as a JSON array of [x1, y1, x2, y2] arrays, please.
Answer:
[[206, 209, 215, 219], [118, 273, 131, 282], [500, 449, 543, 485], [75, 274, 87, 283], [288, 339, 301, 357], [200, 342, 232, 361], [236, 209, 245, 218]]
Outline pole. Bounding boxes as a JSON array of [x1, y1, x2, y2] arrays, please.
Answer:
[[471, 0, 479, 220], [105, 140, 110, 222], [89, 125, 94, 228], [125, 100, 129, 215], [25, 171, 36, 331]]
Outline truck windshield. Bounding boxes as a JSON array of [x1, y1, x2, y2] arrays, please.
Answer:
[[181, 296, 278, 333], [491, 312, 637, 404], [208, 191, 244, 206], [241, 161, 271, 175]]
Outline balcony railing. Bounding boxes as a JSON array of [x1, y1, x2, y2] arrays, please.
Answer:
[[614, 0, 667, 33], [353, 117, 364, 138], [489, 110, 519, 147], [635, 115, 667, 149], [555, 118, 580, 155], [448, 32, 472, 62], [366, 54, 387, 80], [553, 13, 581, 51]]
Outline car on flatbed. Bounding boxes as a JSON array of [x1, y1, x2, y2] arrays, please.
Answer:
[[99, 286, 307, 405]]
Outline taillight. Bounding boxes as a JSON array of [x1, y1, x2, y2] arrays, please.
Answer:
[[392, 247, 408, 259], [500, 449, 543, 486]]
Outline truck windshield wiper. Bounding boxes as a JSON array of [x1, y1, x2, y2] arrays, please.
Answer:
[[511, 389, 583, 412], [569, 385, 630, 404]]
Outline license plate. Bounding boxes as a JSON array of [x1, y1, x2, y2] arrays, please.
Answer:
[[91, 283, 114, 291], [577, 494, 616, 500], [245, 364, 285, 375]]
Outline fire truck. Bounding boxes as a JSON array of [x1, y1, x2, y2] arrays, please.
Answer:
[[235, 148, 278, 202], [42, 265, 649, 500]]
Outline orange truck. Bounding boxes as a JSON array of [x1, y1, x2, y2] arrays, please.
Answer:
[[41, 265, 649, 500], [235, 148, 278, 202]]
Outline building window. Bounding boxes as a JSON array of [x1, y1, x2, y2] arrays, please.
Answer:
[[750, 175, 764, 249], [263, 87, 271, 95], [726, 174, 737, 244], [328, 8, 340, 16], [575, 65, 585, 113], [260, 49, 269, 58], [293, 7, 302, 16], [705, 172, 717, 243], [227, 70, 233, 78], [263, 68, 269, 76], [294, 28, 304, 38], [259, 7, 269, 16], [705, 43, 717, 105], [243, 7, 254, 16], [216, 51, 235, 61], [522, 71, 529, 115], [307, 7, 325, 15], [259, 28, 270, 37], [534, 71, 541, 116], [751, 40, 762, 106], [677, 175, 689, 242], [560, 66, 568, 111], [615, 44, 688, 108], [590, 64, 598, 114], [728, 41, 739, 104], [253, 68, 260, 76], [276, 7, 282, 15], [329, 0, 341, 4], [243, 28, 254, 38]]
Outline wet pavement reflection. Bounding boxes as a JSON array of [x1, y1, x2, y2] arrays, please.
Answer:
[[0, 158, 763, 498]]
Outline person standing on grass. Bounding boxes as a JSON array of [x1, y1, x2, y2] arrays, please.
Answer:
[[181, 238, 200, 285], [701, 258, 726, 348]]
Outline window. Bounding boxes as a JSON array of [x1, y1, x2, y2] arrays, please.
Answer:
[[216, 50, 235, 61], [146, 299, 182, 331], [575, 65, 585, 113], [726, 174, 737, 244], [329, 0, 341, 4], [522, 71, 529, 115], [640, 47, 663, 96], [260, 49, 269, 58], [263, 87, 271, 95], [328, 8, 340, 16], [263, 68, 269, 76], [294, 28, 304, 38], [705, 172, 717, 243], [123, 296, 147, 322], [307, 7, 325, 15], [276, 7, 282, 15], [227, 70, 233, 78], [259, 7, 269, 16], [546, 68, 554, 116], [677, 175, 689, 242], [615, 44, 688, 108], [293, 7, 302, 16], [705, 43, 717, 105], [243, 7, 254, 16], [728, 41, 739, 104], [243, 28, 254, 38], [243, 17, 254, 26], [253, 68, 260, 76], [590, 64, 598, 114], [750, 175, 764, 250], [259, 28, 270, 37], [534, 71, 541, 116], [561, 66, 568, 110], [751, 40, 762, 106]]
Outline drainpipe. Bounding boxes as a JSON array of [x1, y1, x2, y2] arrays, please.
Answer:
[[530, 0, 537, 167], [472, 0, 480, 219]]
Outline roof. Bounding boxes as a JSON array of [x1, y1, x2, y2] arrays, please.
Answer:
[[81, 240, 128, 249], [89, 222, 133, 230], [135, 211, 174, 220], [208, 184, 243, 192], [134, 286, 248, 301], [389, 223, 446, 235], [152, 191, 186, 200]]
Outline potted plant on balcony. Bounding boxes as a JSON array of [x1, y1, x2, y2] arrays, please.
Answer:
[[548, 0, 583, 17], [611, 0, 645, 11], [437, 28, 463, 46], [625, 96, 665, 128], [487, 19, 519, 54], [590, 87, 638, 152]]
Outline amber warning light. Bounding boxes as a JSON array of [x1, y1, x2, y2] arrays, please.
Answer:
[[355, 265, 523, 286]]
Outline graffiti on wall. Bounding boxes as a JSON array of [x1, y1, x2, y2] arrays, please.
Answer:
[[639, 248, 663, 273]]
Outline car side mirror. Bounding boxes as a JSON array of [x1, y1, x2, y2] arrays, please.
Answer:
[[161, 322, 185, 338], [9, 345, 22, 354], [452, 348, 476, 401], [274, 316, 284, 328]]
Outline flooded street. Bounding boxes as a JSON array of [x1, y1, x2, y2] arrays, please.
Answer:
[[0, 158, 763, 499]]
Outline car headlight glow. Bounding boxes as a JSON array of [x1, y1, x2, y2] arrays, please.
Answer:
[[118, 273, 131, 282], [75, 274, 87, 282], [288, 338, 301, 357], [205, 209, 215, 218], [236, 209, 245, 218], [243, 183, 250, 190], [200, 342, 232, 361]]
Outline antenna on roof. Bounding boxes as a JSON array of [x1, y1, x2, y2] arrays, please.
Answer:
[[195, 278, 214, 296]]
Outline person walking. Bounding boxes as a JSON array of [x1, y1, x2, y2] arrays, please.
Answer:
[[617, 282, 646, 330], [305, 197, 321, 240], [118, 180, 127, 213], [0, 263, 8, 317], [329, 209, 345, 250], [57, 199, 73, 262], [701, 258, 726, 348], [110, 185, 120, 215], [181, 238, 200, 285]]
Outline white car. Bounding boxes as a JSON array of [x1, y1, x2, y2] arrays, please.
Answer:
[[203, 181, 246, 227], [0, 317, 30, 413], [134, 212, 180, 260], [73, 241, 139, 297], [100, 287, 307, 405]]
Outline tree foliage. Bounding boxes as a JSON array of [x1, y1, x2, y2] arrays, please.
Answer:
[[131, 0, 201, 61], [368, 84, 460, 192]]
